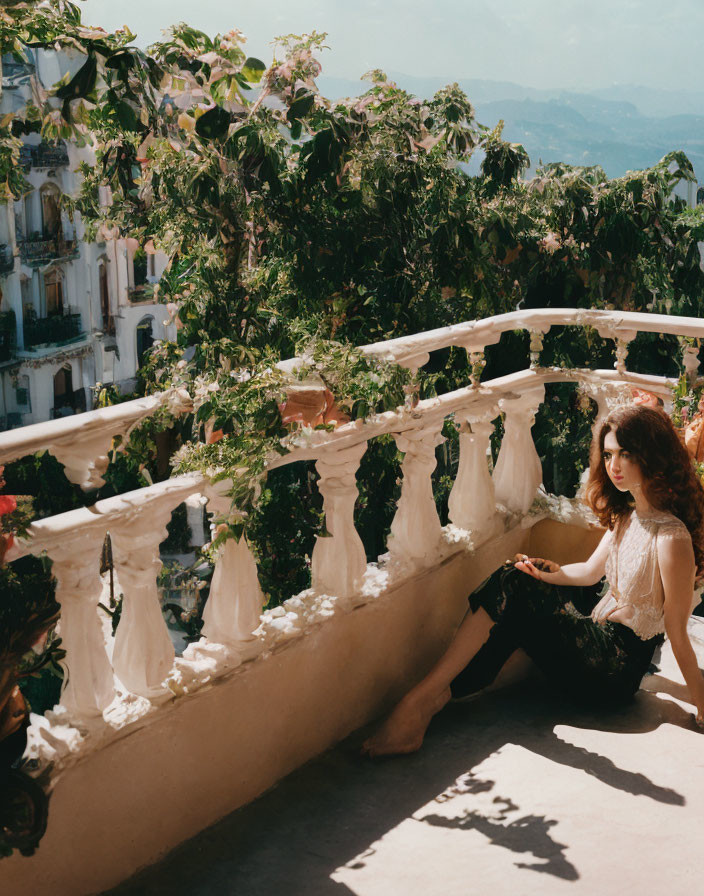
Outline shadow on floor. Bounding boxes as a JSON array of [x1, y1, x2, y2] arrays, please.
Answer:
[[103, 678, 695, 896]]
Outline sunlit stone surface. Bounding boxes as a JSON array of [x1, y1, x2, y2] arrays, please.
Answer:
[[106, 620, 704, 896]]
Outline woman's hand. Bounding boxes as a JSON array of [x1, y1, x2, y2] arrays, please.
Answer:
[[514, 554, 561, 581]]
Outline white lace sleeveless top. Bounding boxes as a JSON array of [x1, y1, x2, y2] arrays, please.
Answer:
[[594, 509, 701, 640]]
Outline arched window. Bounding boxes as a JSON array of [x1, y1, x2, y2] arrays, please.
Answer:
[[132, 248, 148, 288], [53, 364, 74, 416], [697, 186, 704, 206], [40, 183, 61, 239], [44, 268, 64, 316], [136, 315, 154, 369]]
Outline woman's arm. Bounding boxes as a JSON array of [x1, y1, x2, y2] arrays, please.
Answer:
[[659, 534, 704, 723], [515, 527, 611, 587]]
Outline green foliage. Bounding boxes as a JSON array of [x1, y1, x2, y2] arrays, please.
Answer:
[[2, 453, 84, 519], [171, 339, 412, 528], [0, 555, 57, 656], [160, 501, 192, 554], [4, 5, 704, 608]]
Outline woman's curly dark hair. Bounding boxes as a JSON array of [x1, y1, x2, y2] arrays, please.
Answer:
[[585, 405, 704, 577]]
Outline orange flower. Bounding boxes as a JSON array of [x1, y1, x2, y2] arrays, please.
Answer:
[[279, 386, 350, 428], [630, 388, 661, 409], [0, 494, 17, 516]]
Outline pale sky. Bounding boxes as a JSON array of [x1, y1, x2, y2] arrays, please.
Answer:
[[79, 0, 704, 91]]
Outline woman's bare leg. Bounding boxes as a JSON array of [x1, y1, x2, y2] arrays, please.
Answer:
[[362, 607, 496, 757]]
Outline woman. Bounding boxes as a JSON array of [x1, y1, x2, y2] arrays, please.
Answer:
[[363, 404, 704, 757]]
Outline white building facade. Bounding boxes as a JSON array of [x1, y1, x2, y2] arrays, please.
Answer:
[[0, 49, 175, 429]]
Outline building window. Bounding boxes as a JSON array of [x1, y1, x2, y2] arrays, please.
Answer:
[[53, 364, 74, 416], [133, 248, 148, 288], [99, 261, 114, 334], [20, 276, 34, 318], [40, 184, 61, 238], [16, 375, 31, 411], [136, 315, 154, 369], [44, 268, 64, 316]]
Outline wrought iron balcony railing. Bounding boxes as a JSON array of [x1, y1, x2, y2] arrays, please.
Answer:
[[18, 235, 78, 266], [127, 283, 156, 304], [18, 141, 69, 170], [23, 312, 83, 349]]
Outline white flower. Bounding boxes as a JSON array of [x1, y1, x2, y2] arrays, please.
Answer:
[[540, 231, 561, 253]]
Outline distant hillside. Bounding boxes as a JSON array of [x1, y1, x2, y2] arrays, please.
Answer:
[[318, 75, 704, 181]]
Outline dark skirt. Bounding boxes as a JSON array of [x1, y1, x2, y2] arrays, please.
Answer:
[[450, 564, 663, 707]]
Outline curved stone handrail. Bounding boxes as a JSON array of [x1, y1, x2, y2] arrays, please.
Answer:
[[0, 306, 696, 487], [0, 387, 192, 488], [360, 307, 704, 369]]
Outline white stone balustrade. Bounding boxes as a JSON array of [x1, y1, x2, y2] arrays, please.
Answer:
[[493, 387, 545, 515], [448, 411, 498, 536], [49, 533, 116, 718], [311, 442, 368, 599], [388, 423, 445, 563], [10, 474, 205, 709], [6, 308, 704, 779], [201, 491, 264, 645]]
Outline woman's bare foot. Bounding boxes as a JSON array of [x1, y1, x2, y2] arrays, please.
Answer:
[[361, 685, 452, 758]]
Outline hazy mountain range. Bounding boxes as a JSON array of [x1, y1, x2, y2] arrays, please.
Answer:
[[318, 74, 704, 182]]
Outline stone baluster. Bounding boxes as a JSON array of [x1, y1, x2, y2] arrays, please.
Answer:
[[51, 433, 117, 491], [201, 493, 264, 645], [311, 442, 368, 598], [682, 338, 700, 387], [614, 338, 631, 374], [388, 423, 445, 563], [468, 349, 486, 386], [528, 325, 551, 369], [399, 354, 429, 413], [493, 388, 544, 515], [110, 507, 176, 697], [49, 533, 116, 717], [448, 412, 498, 535], [591, 322, 637, 376], [47, 388, 192, 491]]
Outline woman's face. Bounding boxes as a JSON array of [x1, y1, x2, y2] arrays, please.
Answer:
[[602, 429, 644, 494]]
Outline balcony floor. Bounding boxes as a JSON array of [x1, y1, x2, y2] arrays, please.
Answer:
[[105, 620, 704, 896]]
